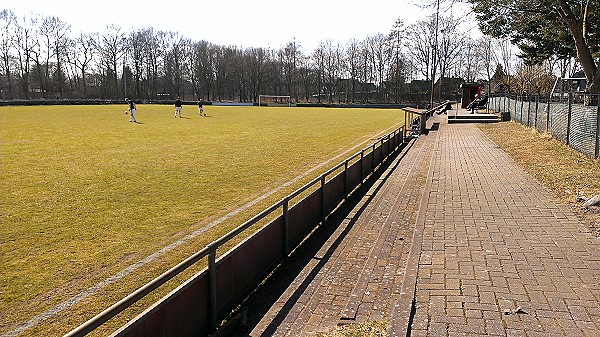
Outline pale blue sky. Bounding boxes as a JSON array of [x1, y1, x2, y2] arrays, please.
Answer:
[[3, 0, 478, 52]]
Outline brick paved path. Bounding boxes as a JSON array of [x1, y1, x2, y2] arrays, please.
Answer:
[[233, 119, 599, 337], [236, 131, 436, 336], [403, 123, 600, 337]]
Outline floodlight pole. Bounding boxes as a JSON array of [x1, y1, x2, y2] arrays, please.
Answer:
[[122, 37, 128, 99], [429, 0, 440, 108]]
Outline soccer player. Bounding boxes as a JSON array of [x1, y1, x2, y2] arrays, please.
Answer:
[[126, 98, 137, 123], [175, 97, 183, 118], [198, 99, 205, 116]]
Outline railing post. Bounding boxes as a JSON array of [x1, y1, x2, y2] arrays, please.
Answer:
[[386, 134, 391, 158], [320, 176, 326, 224], [372, 143, 376, 173], [360, 150, 364, 181], [403, 112, 408, 143], [283, 198, 289, 256], [344, 159, 349, 200], [208, 243, 218, 330]]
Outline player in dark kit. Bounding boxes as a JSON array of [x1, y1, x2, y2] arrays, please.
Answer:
[[126, 98, 137, 122], [198, 99, 205, 116], [175, 97, 182, 118]]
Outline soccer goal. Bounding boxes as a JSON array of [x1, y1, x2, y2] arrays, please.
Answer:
[[258, 95, 292, 107]]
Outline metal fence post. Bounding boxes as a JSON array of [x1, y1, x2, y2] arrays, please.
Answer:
[[546, 100, 551, 132], [208, 244, 218, 330], [520, 95, 524, 123], [534, 96, 539, 131], [516, 95, 519, 121], [594, 94, 600, 159], [527, 96, 531, 127], [566, 92, 573, 146]]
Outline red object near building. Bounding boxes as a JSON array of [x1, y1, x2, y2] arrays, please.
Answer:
[[461, 83, 482, 108]]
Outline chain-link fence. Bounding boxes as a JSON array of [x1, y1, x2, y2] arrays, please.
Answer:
[[489, 94, 600, 158]]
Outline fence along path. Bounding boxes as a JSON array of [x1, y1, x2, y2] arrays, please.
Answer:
[[488, 94, 600, 158]]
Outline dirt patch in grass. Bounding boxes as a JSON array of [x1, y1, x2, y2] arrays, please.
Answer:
[[478, 121, 600, 236]]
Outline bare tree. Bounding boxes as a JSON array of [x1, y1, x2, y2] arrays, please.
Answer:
[[297, 52, 314, 103], [212, 45, 236, 101], [190, 40, 216, 101], [405, 17, 435, 81], [512, 62, 556, 95], [388, 18, 406, 103], [279, 39, 300, 101], [358, 39, 374, 103], [457, 38, 478, 82], [231, 48, 248, 102], [344, 38, 362, 103], [436, 15, 464, 100], [12, 13, 39, 99], [478, 36, 496, 94], [147, 30, 168, 99], [38, 16, 70, 97], [312, 43, 326, 103], [160, 32, 182, 97], [498, 38, 517, 92], [95, 25, 124, 98], [0, 10, 17, 99], [321, 40, 342, 103], [364, 34, 390, 102]]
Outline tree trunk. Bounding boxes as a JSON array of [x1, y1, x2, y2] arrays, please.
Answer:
[[555, 0, 598, 93]]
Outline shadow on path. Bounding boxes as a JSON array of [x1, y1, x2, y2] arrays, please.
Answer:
[[229, 141, 417, 336]]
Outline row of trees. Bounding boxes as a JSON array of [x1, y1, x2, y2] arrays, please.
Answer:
[[3, 0, 596, 103], [1, 8, 504, 103]]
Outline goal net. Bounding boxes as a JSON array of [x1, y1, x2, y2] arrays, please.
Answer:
[[258, 95, 292, 107]]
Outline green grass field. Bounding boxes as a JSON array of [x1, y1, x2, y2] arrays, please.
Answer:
[[0, 104, 405, 336]]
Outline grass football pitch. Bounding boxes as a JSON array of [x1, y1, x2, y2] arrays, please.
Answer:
[[0, 104, 406, 336]]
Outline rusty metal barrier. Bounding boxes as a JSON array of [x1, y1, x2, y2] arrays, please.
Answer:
[[65, 125, 410, 337]]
